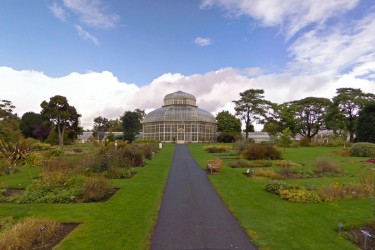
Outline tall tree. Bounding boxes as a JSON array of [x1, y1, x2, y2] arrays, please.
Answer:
[[41, 95, 81, 148], [216, 110, 242, 133], [356, 102, 375, 143], [121, 110, 144, 142], [329, 88, 375, 142], [0, 100, 15, 119], [233, 89, 270, 140], [108, 118, 123, 132], [93, 116, 110, 140], [216, 110, 242, 143], [289, 97, 331, 142], [0, 99, 22, 143]]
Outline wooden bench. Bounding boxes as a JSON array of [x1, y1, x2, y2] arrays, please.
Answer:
[[207, 158, 223, 174]]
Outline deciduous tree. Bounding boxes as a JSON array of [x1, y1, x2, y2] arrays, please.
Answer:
[[288, 97, 331, 142], [121, 110, 144, 142], [41, 95, 81, 148], [329, 88, 375, 142]]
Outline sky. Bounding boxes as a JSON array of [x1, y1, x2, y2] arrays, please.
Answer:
[[0, 0, 374, 130]]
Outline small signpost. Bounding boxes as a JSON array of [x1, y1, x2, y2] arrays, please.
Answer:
[[360, 230, 372, 250]]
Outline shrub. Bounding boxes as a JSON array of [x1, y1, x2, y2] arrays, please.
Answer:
[[104, 167, 131, 179], [217, 132, 242, 143], [0, 139, 34, 165], [233, 139, 250, 152], [299, 137, 310, 147], [82, 176, 112, 202], [350, 142, 375, 157], [23, 153, 44, 167], [280, 189, 321, 203], [276, 160, 296, 176], [205, 146, 228, 153], [317, 183, 370, 202], [265, 181, 290, 195], [231, 159, 272, 168], [315, 157, 342, 175], [0, 218, 61, 250], [241, 144, 282, 160], [252, 169, 278, 179], [0, 159, 20, 176]]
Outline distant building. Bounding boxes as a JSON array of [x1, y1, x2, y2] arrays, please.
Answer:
[[246, 132, 272, 143], [142, 91, 217, 143], [77, 131, 123, 143]]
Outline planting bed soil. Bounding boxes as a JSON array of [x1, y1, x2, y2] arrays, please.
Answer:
[[346, 222, 375, 249], [2, 188, 24, 197], [31, 223, 80, 250], [97, 188, 120, 202]]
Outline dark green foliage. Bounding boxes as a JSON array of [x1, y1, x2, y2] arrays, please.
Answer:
[[19, 112, 51, 140], [205, 145, 228, 153], [329, 88, 375, 142], [241, 144, 282, 160], [40, 95, 82, 148], [233, 89, 271, 140], [217, 131, 242, 143], [121, 110, 144, 143], [356, 103, 375, 143], [287, 97, 331, 142], [216, 110, 242, 133], [350, 142, 375, 157], [265, 181, 290, 195]]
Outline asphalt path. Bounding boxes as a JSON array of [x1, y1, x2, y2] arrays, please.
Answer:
[[151, 144, 257, 250]]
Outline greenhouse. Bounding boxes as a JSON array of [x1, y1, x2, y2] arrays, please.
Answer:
[[142, 91, 217, 143]]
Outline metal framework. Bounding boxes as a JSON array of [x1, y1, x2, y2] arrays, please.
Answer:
[[142, 91, 217, 143]]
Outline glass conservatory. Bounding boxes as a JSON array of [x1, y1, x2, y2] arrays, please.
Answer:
[[142, 91, 217, 143]]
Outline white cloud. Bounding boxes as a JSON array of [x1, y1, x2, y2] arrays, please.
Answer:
[[201, 0, 359, 38], [62, 0, 119, 29], [287, 11, 375, 76], [1, 66, 374, 131], [75, 25, 99, 45], [49, 2, 67, 21], [194, 37, 212, 46]]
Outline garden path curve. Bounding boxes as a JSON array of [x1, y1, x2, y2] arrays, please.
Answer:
[[151, 144, 257, 250]]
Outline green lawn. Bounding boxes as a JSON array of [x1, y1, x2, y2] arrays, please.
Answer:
[[188, 144, 374, 250], [0, 144, 175, 250]]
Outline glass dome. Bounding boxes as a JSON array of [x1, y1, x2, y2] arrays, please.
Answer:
[[142, 91, 217, 143]]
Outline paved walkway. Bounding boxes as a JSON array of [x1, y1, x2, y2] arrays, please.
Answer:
[[151, 144, 257, 250]]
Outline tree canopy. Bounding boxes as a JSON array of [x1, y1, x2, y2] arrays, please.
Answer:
[[41, 95, 81, 148], [93, 116, 110, 140], [20, 112, 51, 141], [216, 110, 241, 133], [121, 110, 144, 142], [356, 102, 375, 143], [288, 97, 331, 142], [329, 88, 375, 142], [233, 89, 270, 140], [0, 99, 22, 143]]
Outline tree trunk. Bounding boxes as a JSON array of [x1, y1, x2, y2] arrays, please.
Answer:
[[58, 125, 65, 149]]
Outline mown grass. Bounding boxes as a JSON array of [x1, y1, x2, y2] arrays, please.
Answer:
[[188, 144, 374, 250], [0, 143, 175, 249]]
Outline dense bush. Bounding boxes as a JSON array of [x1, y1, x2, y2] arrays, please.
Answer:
[[317, 183, 370, 201], [280, 188, 322, 203], [82, 176, 112, 201], [315, 157, 342, 175], [350, 142, 375, 157], [0, 139, 34, 165], [299, 137, 310, 147], [265, 181, 290, 195], [205, 146, 228, 153], [0, 218, 61, 250], [230, 159, 272, 168], [252, 169, 278, 179], [217, 132, 242, 143], [241, 144, 282, 160]]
